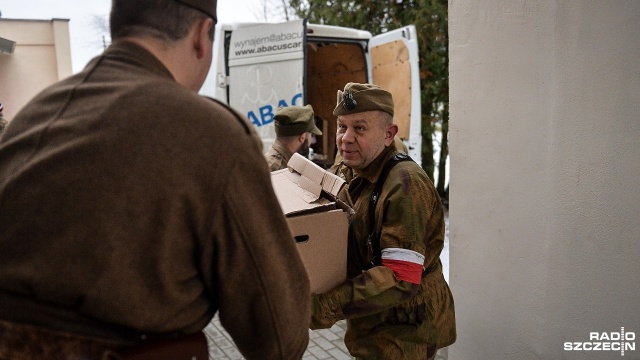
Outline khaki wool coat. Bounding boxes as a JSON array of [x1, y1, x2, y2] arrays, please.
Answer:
[[0, 40, 310, 359], [264, 139, 293, 171]]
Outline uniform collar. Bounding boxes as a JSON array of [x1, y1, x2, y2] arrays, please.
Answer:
[[272, 139, 294, 160], [99, 40, 175, 82]]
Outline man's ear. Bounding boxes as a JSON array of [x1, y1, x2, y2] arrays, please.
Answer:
[[298, 132, 307, 143], [193, 18, 214, 59], [384, 124, 398, 146]]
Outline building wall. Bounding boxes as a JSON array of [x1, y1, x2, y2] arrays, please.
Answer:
[[0, 18, 71, 121], [448, 1, 640, 359]]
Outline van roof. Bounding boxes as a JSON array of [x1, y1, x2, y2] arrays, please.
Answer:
[[306, 23, 372, 40], [216, 21, 372, 40]]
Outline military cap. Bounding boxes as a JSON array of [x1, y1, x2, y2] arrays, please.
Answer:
[[275, 105, 323, 137], [333, 82, 394, 117], [175, 0, 217, 22]]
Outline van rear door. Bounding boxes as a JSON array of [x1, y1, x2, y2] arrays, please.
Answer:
[[226, 19, 307, 150], [369, 25, 422, 164]]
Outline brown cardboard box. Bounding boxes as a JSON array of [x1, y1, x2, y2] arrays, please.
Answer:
[[271, 153, 351, 293]]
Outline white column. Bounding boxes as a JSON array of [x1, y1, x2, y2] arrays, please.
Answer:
[[449, 1, 640, 358]]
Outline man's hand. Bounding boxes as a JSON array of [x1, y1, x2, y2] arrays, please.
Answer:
[[310, 293, 341, 330]]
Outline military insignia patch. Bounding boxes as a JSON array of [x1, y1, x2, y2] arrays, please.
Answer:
[[342, 91, 357, 110]]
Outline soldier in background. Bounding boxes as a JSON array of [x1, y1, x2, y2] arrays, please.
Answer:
[[264, 104, 322, 171], [310, 82, 456, 359]]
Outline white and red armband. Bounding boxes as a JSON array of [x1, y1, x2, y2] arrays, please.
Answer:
[[381, 248, 425, 284]]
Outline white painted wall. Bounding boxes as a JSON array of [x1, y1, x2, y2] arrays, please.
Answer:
[[448, 1, 640, 359], [0, 18, 71, 121]]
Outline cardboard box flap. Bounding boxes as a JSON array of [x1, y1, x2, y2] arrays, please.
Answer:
[[288, 153, 325, 191], [288, 153, 346, 198], [322, 173, 346, 197], [271, 154, 348, 216], [271, 169, 326, 215], [297, 175, 322, 201]]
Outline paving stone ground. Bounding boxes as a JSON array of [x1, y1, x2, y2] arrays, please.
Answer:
[[205, 316, 448, 360], [204, 317, 352, 360]]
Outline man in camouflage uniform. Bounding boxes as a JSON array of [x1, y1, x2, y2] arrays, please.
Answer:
[[264, 104, 322, 171], [311, 83, 456, 359]]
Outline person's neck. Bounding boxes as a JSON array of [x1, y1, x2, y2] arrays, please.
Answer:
[[120, 36, 197, 91], [285, 141, 301, 155]]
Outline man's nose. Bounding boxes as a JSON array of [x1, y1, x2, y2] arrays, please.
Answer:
[[341, 128, 356, 143]]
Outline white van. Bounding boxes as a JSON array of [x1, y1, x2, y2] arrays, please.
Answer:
[[201, 19, 422, 167]]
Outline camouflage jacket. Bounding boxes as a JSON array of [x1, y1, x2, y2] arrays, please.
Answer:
[[264, 139, 292, 171], [312, 144, 456, 359]]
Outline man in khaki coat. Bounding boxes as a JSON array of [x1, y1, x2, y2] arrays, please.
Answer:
[[311, 83, 456, 359], [264, 104, 322, 171], [0, 0, 310, 359]]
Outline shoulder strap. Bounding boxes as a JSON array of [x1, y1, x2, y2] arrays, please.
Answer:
[[367, 152, 413, 268]]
